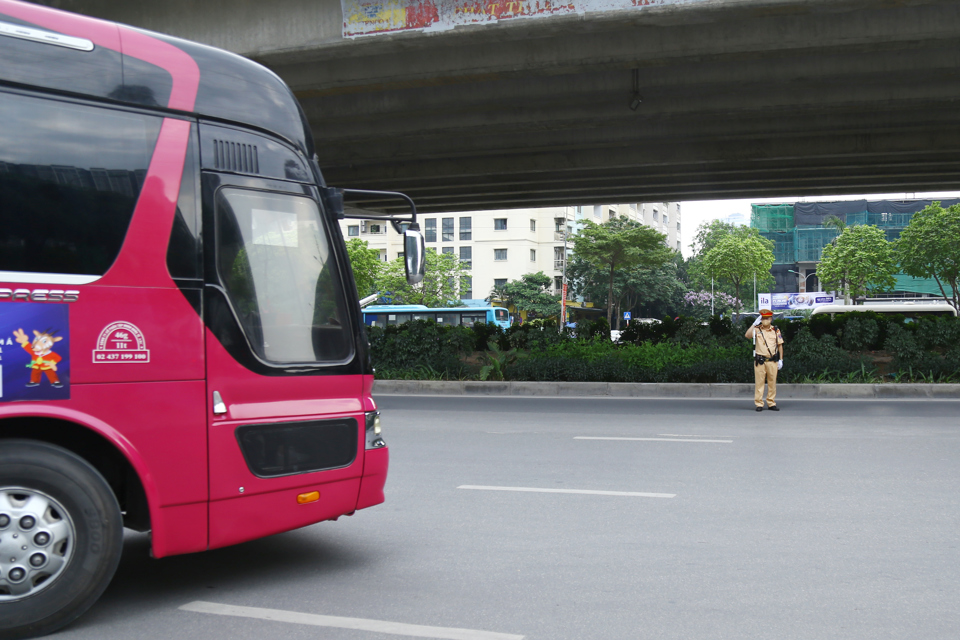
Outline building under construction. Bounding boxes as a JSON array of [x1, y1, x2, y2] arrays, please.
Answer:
[[750, 198, 960, 296]]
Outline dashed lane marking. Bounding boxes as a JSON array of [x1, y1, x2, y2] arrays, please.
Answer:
[[179, 601, 525, 640], [457, 485, 675, 498], [575, 436, 733, 443]]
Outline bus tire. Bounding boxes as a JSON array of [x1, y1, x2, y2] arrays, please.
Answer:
[[0, 440, 123, 640]]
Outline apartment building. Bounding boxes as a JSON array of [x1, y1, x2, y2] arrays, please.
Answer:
[[341, 202, 681, 302]]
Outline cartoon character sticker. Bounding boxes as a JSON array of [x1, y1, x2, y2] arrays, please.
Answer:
[[0, 302, 70, 401], [13, 328, 64, 388]]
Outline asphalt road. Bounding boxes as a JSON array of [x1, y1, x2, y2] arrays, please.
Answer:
[[57, 397, 960, 640]]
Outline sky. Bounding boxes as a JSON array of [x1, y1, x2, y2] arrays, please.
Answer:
[[678, 191, 960, 259]]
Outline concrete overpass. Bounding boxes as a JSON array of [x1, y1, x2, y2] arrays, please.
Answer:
[[32, 0, 960, 212]]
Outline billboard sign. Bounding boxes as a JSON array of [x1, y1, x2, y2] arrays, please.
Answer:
[[341, 0, 708, 38], [758, 292, 838, 311]]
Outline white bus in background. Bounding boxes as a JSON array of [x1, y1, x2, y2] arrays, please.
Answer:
[[811, 303, 957, 321]]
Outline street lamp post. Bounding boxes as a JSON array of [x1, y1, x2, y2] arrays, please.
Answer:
[[788, 269, 817, 292]]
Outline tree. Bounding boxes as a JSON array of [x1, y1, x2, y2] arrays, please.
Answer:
[[685, 220, 775, 300], [345, 238, 383, 298], [701, 234, 774, 313], [568, 253, 686, 327], [571, 218, 673, 324], [493, 272, 561, 318], [689, 219, 740, 256], [376, 249, 466, 306], [818, 224, 897, 304], [896, 201, 960, 312]]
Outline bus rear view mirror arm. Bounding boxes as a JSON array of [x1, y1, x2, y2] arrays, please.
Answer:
[[326, 187, 425, 285]]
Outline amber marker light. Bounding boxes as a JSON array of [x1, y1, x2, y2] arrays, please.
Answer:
[[297, 491, 320, 504]]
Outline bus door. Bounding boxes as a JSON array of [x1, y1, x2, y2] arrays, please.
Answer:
[[200, 164, 365, 549]]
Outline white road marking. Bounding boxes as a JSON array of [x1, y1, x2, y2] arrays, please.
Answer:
[[575, 436, 732, 443], [658, 434, 733, 438], [457, 485, 675, 498], [179, 601, 524, 640]]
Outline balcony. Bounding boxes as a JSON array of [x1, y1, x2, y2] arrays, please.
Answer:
[[554, 231, 566, 241], [554, 259, 565, 270]]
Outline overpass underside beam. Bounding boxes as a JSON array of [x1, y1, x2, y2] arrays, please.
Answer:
[[41, 0, 960, 211]]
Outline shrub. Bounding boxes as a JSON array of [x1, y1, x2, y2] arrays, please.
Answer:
[[840, 316, 880, 352], [883, 322, 923, 368], [369, 320, 474, 376]]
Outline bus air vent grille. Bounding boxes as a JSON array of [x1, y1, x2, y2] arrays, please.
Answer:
[[212, 140, 259, 174]]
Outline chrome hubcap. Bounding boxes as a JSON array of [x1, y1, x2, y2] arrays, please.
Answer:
[[0, 488, 75, 601]]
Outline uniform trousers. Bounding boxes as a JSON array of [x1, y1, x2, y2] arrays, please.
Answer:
[[754, 360, 778, 407]]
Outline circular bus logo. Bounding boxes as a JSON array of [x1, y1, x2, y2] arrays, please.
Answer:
[[92, 321, 150, 363]]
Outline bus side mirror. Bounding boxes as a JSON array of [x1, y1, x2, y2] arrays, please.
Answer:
[[404, 225, 425, 285]]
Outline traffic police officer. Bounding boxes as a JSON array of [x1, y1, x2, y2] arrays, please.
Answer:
[[745, 309, 784, 411]]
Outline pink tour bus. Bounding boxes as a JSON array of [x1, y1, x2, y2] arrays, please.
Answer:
[[0, 1, 425, 636]]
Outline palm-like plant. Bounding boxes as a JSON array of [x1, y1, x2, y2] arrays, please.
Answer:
[[479, 340, 517, 381]]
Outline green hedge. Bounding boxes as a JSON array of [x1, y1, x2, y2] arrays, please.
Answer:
[[368, 314, 960, 383]]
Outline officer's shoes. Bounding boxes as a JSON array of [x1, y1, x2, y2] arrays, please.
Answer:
[[768, 405, 780, 411], [755, 406, 763, 412]]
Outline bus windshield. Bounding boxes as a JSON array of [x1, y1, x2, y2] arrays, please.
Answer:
[[217, 188, 352, 363]]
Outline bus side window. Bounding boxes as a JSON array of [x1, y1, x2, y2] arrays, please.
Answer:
[[0, 91, 162, 276], [166, 123, 202, 281], [461, 314, 485, 327], [437, 313, 460, 326]]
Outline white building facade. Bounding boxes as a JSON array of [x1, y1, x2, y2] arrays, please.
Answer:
[[340, 202, 681, 302]]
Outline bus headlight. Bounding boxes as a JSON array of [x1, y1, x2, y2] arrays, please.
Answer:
[[365, 411, 385, 449]]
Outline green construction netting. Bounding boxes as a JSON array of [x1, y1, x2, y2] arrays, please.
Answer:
[[893, 274, 945, 296], [868, 212, 912, 227], [751, 204, 794, 232], [795, 228, 838, 263], [760, 231, 794, 264]]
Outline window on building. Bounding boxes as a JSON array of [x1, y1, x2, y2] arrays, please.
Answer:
[[442, 217, 454, 241], [494, 278, 507, 289], [442, 246, 454, 254], [460, 276, 472, 299], [677, 240, 681, 251], [494, 248, 507, 261], [459, 246, 472, 269], [459, 216, 472, 240], [576, 206, 583, 214], [630, 203, 638, 212], [594, 205, 601, 218], [494, 218, 507, 231], [608, 208, 616, 218], [554, 246, 564, 269], [653, 211, 659, 222], [555, 217, 565, 232], [368, 223, 384, 234], [530, 219, 536, 232], [663, 214, 669, 225], [554, 276, 563, 293], [424, 218, 436, 242], [347, 225, 359, 236], [530, 249, 536, 262], [380, 249, 388, 262]]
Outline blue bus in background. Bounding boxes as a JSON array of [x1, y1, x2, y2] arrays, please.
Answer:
[[363, 305, 512, 329]]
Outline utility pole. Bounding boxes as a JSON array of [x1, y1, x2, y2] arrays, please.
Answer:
[[711, 276, 714, 317], [560, 214, 568, 332], [753, 272, 757, 312]]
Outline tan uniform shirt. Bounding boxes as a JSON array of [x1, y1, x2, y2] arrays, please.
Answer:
[[754, 326, 783, 359]]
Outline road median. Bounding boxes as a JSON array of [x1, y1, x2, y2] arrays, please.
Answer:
[[373, 380, 960, 399]]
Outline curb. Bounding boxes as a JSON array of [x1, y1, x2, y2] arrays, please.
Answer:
[[372, 380, 960, 399]]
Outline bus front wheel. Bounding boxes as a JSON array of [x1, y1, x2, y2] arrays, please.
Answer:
[[0, 440, 123, 639]]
